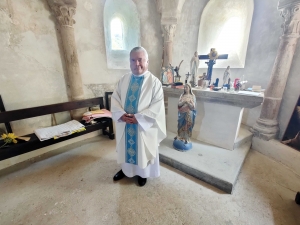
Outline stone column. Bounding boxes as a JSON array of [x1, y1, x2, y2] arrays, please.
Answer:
[[162, 24, 177, 67], [48, 0, 85, 120], [251, 0, 300, 140], [157, 0, 185, 67]]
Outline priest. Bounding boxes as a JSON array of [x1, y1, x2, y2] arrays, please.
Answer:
[[111, 47, 166, 187]]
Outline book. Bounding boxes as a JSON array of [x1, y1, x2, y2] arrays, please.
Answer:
[[34, 120, 85, 141]]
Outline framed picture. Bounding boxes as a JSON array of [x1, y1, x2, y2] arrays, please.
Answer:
[[161, 65, 174, 85]]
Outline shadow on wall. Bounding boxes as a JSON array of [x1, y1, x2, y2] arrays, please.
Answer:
[[192, 100, 205, 138], [281, 96, 300, 151]]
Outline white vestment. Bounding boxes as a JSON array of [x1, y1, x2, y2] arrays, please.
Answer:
[[111, 71, 166, 178]]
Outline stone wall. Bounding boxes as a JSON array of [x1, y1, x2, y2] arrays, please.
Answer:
[[172, 0, 208, 76], [173, 0, 282, 90], [0, 0, 298, 143], [172, 0, 300, 135], [75, 0, 162, 89], [0, 0, 163, 135], [0, 0, 69, 135]]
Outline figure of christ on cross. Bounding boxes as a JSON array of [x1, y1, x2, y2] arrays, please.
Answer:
[[199, 49, 228, 86]]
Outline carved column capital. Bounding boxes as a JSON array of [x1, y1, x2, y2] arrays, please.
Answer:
[[47, 0, 77, 26], [52, 5, 76, 26], [278, 2, 300, 37], [162, 24, 177, 42]]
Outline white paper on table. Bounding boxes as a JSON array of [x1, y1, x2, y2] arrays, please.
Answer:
[[237, 91, 262, 96], [34, 120, 84, 141]]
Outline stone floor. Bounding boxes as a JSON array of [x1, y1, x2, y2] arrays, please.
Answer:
[[0, 135, 299, 225]]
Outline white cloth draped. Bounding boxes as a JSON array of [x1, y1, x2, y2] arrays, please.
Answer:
[[111, 71, 166, 176], [121, 151, 160, 178]]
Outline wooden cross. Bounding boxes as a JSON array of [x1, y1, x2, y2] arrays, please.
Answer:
[[198, 53, 228, 85]]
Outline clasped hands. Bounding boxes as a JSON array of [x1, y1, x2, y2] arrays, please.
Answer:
[[181, 100, 193, 106], [121, 113, 138, 124]]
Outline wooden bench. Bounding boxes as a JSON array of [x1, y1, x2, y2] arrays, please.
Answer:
[[0, 96, 114, 161]]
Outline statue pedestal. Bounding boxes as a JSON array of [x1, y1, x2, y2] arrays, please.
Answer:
[[163, 87, 263, 150], [173, 139, 192, 151]]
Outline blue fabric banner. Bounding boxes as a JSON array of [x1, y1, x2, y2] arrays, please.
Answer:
[[124, 75, 144, 165]]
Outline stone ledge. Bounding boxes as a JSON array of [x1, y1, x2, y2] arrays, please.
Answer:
[[163, 87, 263, 108], [252, 136, 300, 174]]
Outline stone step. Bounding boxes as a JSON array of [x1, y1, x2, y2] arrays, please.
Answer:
[[159, 126, 252, 194]]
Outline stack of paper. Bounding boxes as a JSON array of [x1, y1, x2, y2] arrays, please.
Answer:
[[237, 91, 262, 96], [34, 120, 85, 141]]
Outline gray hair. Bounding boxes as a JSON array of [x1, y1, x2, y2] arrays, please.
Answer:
[[130, 46, 149, 60]]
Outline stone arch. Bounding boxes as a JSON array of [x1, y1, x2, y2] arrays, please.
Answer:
[[104, 0, 140, 69], [197, 0, 254, 68]]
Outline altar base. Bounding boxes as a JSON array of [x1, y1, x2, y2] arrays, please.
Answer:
[[164, 87, 263, 150]]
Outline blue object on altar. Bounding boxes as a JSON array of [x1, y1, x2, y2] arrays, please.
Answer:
[[223, 84, 230, 90], [173, 139, 192, 151], [213, 78, 219, 87]]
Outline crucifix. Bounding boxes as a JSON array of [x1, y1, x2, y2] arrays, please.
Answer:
[[198, 48, 228, 85], [185, 72, 191, 84]]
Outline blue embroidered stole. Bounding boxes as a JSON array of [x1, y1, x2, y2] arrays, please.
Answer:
[[124, 75, 144, 165]]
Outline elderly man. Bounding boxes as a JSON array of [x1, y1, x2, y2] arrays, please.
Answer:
[[111, 47, 166, 187]]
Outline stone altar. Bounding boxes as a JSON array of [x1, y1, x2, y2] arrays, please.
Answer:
[[164, 87, 263, 150]]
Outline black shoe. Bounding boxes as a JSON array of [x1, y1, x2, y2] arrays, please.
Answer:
[[138, 176, 147, 187], [296, 192, 300, 205], [113, 170, 125, 181]]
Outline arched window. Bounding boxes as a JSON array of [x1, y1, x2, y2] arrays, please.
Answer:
[[197, 0, 254, 68], [110, 18, 124, 50], [104, 0, 140, 69]]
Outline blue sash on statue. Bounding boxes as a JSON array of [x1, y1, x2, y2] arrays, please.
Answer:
[[124, 75, 144, 165]]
